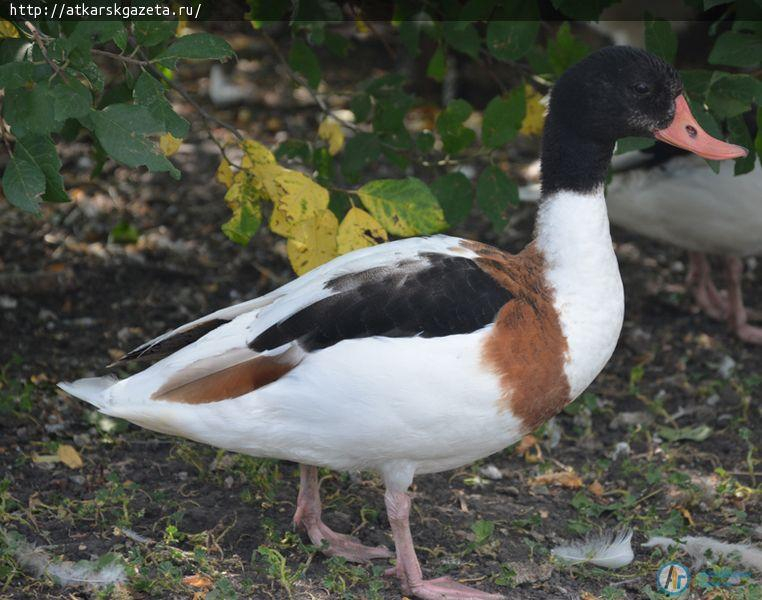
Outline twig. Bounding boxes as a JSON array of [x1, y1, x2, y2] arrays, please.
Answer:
[[23, 21, 69, 84], [143, 62, 244, 141], [90, 48, 149, 66], [260, 29, 360, 134], [0, 117, 13, 155], [348, 5, 396, 60]]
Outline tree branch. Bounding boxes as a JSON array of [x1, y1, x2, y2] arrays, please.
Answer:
[[23, 21, 69, 84], [260, 29, 361, 134]]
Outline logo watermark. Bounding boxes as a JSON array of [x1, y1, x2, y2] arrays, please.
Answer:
[[656, 563, 753, 595], [656, 562, 690, 595]]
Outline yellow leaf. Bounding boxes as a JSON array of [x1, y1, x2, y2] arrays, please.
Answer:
[[355, 18, 370, 34], [528, 470, 582, 489], [222, 178, 262, 245], [337, 207, 388, 255], [57, 444, 83, 469], [159, 133, 183, 156], [0, 20, 19, 38], [318, 118, 345, 156], [286, 209, 339, 275], [268, 169, 330, 237], [520, 85, 546, 136], [240, 139, 275, 169], [216, 158, 234, 188]]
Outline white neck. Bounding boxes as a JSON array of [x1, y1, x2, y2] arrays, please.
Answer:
[[535, 188, 624, 399]]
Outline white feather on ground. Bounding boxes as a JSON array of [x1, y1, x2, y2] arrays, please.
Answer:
[[643, 536, 762, 573], [2, 529, 126, 588], [552, 529, 634, 569]]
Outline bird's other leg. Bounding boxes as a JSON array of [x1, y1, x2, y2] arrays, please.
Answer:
[[686, 252, 728, 320], [384, 489, 504, 600], [724, 257, 762, 344], [292, 464, 392, 562]]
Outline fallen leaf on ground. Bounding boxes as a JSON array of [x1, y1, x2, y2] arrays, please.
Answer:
[[588, 480, 604, 497], [183, 574, 213, 589], [528, 471, 583, 489], [57, 444, 84, 469]]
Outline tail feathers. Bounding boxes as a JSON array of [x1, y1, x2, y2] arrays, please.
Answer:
[[58, 376, 117, 409]]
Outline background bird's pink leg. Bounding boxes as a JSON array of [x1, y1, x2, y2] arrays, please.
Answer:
[[293, 464, 392, 562], [724, 257, 762, 344], [687, 252, 728, 320], [384, 490, 504, 600]]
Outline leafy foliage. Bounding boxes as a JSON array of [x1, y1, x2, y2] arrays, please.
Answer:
[[1, 4, 760, 275]]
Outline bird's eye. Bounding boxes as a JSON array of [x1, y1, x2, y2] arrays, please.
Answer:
[[633, 82, 650, 95]]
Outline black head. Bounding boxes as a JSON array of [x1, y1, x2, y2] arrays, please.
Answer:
[[548, 46, 682, 144]]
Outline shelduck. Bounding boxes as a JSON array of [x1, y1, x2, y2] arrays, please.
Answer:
[[606, 142, 762, 344], [60, 47, 745, 600]]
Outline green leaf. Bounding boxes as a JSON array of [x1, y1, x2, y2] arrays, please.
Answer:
[[51, 79, 92, 121], [350, 92, 372, 122], [2, 155, 45, 213], [431, 172, 472, 226], [3, 82, 59, 136], [324, 31, 351, 57], [436, 99, 476, 154], [680, 69, 715, 102], [357, 177, 447, 236], [157, 33, 234, 64], [482, 87, 525, 148], [615, 137, 655, 155], [442, 21, 480, 59], [247, 0, 290, 23], [222, 200, 262, 246], [644, 17, 677, 63], [726, 115, 756, 176], [133, 72, 190, 138], [341, 133, 381, 182], [288, 39, 321, 88], [709, 31, 762, 68], [109, 221, 140, 244], [14, 135, 68, 203], [550, 0, 618, 19], [658, 425, 712, 442], [460, 0, 497, 20], [486, 21, 538, 61], [398, 19, 422, 57], [372, 91, 415, 133], [476, 166, 517, 230], [707, 74, 762, 119], [134, 20, 177, 47], [90, 104, 180, 178], [0, 62, 35, 91], [426, 44, 446, 82], [67, 21, 124, 51], [547, 22, 590, 75]]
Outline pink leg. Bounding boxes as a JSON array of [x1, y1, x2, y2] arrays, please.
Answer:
[[385, 490, 505, 600], [724, 257, 762, 344], [687, 252, 728, 320], [292, 465, 392, 562]]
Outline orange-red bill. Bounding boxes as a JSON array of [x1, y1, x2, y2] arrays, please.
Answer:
[[654, 94, 747, 160]]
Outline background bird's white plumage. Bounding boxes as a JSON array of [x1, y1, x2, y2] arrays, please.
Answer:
[[552, 529, 634, 569], [606, 155, 762, 256]]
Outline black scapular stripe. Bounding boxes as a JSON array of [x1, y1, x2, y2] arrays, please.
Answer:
[[116, 318, 230, 364], [249, 253, 513, 353]]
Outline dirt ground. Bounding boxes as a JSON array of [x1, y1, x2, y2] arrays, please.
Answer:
[[0, 27, 760, 600]]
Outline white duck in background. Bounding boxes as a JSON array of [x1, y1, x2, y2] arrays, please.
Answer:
[[606, 143, 762, 343], [59, 48, 745, 600]]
